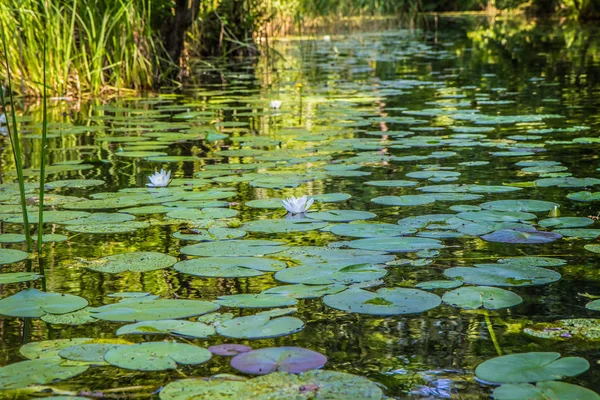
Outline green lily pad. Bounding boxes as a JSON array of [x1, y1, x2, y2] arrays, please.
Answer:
[[217, 309, 304, 339], [80, 251, 177, 273], [64, 220, 149, 233], [58, 343, 124, 364], [0, 233, 68, 243], [323, 288, 441, 315], [475, 352, 590, 384], [480, 200, 559, 212], [444, 264, 561, 287], [181, 240, 288, 257], [305, 210, 376, 222], [245, 199, 284, 209], [493, 381, 600, 400], [89, 299, 219, 322], [117, 320, 216, 338], [262, 284, 346, 299], [175, 257, 286, 278], [274, 263, 387, 285], [415, 280, 462, 290], [538, 217, 594, 228], [0, 272, 43, 284], [329, 223, 416, 238], [104, 342, 212, 371], [312, 193, 351, 202], [365, 180, 418, 187], [443, 286, 523, 309], [166, 207, 239, 220], [243, 219, 328, 233], [371, 195, 436, 206], [567, 191, 600, 202], [482, 228, 563, 244], [553, 229, 600, 239], [347, 237, 444, 253], [45, 179, 105, 189], [0, 357, 89, 389], [20, 338, 96, 359], [0, 248, 29, 265], [62, 212, 136, 225], [173, 227, 247, 241], [216, 294, 297, 309], [41, 308, 96, 325], [0, 289, 88, 318], [586, 300, 600, 311]]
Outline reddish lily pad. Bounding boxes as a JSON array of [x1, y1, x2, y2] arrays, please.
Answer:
[[230, 347, 327, 375]]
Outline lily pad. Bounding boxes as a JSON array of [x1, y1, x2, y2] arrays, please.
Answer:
[[323, 288, 441, 315], [493, 381, 600, 400], [475, 352, 590, 384], [480, 200, 559, 212], [173, 227, 247, 241], [481, 228, 562, 244], [80, 251, 177, 273], [117, 320, 216, 338], [181, 240, 288, 257], [243, 219, 328, 233], [0, 289, 88, 318], [415, 280, 462, 290], [262, 284, 346, 299], [0, 248, 29, 265], [230, 347, 327, 375], [0, 357, 89, 389], [442, 286, 523, 309], [209, 344, 253, 356], [89, 299, 219, 322], [444, 264, 561, 287], [0, 272, 43, 284], [104, 342, 212, 371], [306, 210, 376, 222], [371, 195, 436, 206], [215, 294, 297, 309], [274, 263, 387, 285], [217, 309, 304, 339], [329, 223, 415, 238], [524, 319, 600, 341], [347, 237, 444, 253], [175, 257, 286, 278]]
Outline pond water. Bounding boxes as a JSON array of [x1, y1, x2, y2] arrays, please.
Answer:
[[1, 16, 600, 399]]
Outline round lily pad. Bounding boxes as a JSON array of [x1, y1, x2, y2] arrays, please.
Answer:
[[0, 357, 89, 390], [159, 377, 247, 400], [181, 240, 288, 257], [64, 220, 149, 233], [347, 237, 444, 253], [81, 251, 177, 273], [58, 343, 124, 364], [104, 342, 212, 371], [538, 217, 594, 228], [262, 284, 346, 299], [175, 257, 286, 278], [444, 265, 561, 287], [89, 299, 219, 322], [173, 227, 246, 241], [245, 198, 284, 209], [305, 210, 376, 222], [209, 344, 252, 356], [312, 193, 351, 202], [274, 263, 386, 285], [475, 352, 590, 384], [443, 286, 523, 309], [323, 288, 441, 315], [493, 381, 600, 400], [243, 219, 328, 233], [0, 272, 43, 284], [480, 200, 559, 212], [41, 308, 96, 325], [20, 338, 95, 359], [217, 310, 304, 339], [0, 288, 88, 318], [415, 280, 462, 290], [371, 195, 436, 206], [166, 207, 239, 220], [0, 248, 29, 265], [117, 320, 215, 338], [524, 319, 600, 341], [230, 347, 327, 375], [215, 294, 297, 309], [481, 228, 562, 244], [329, 223, 415, 238]]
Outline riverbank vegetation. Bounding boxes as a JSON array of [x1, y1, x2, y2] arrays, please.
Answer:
[[0, 0, 597, 98]]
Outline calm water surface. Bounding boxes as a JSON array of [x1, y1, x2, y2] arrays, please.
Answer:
[[1, 16, 600, 399]]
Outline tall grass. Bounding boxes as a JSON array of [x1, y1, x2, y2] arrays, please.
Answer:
[[0, 28, 33, 252], [0, 0, 162, 97]]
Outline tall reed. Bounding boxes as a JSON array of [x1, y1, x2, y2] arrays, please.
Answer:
[[37, 34, 48, 253], [0, 27, 33, 252]]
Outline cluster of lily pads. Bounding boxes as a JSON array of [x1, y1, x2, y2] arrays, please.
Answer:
[[1, 30, 600, 398]]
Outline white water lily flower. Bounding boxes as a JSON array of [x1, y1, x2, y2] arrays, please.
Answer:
[[147, 169, 171, 188], [270, 100, 282, 109], [282, 195, 314, 214]]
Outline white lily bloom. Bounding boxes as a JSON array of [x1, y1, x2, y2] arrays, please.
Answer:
[[147, 169, 171, 188], [270, 100, 282, 109], [323, 35, 331, 42], [282, 195, 314, 214]]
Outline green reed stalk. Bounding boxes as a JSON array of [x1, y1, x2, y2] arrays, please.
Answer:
[[37, 36, 48, 253], [0, 26, 32, 252]]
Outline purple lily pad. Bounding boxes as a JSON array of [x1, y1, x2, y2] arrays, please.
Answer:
[[230, 346, 327, 375], [208, 344, 252, 356], [481, 227, 562, 244]]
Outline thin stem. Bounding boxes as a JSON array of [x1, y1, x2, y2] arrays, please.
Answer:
[[37, 34, 48, 253], [0, 26, 32, 252], [484, 310, 502, 356]]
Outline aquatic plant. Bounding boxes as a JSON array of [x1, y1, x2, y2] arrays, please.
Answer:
[[270, 100, 282, 109], [147, 169, 172, 188], [282, 195, 314, 214]]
